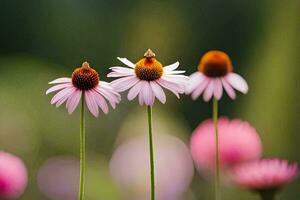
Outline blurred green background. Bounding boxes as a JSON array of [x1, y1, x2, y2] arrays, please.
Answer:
[[0, 0, 299, 199]]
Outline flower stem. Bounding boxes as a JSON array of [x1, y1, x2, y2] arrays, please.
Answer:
[[258, 189, 277, 200], [213, 98, 221, 200], [79, 94, 85, 200], [147, 106, 155, 200]]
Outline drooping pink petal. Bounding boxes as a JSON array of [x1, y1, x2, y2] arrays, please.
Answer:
[[66, 89, 82, 114], [191, 78, 209, 100], [48, 78, 71, 84], [96, 87, 118, 109], [110, 76, 139, 92], [221, 78, 236, 99], [213, 79, 223, 100], [186, 72, 206, 94], [56, 88, 76, 107], [150, 81, 166, 104], [85, 91, 99, 117], [117, 57, 135, 68], [203, 80, 214, 102], [99, 81, 121, 100], [46, 83, 73, 95], [226, 73, 248, 94], [164, 70, 186, 75], [127, 81, 143, 101], [50, 87, 76, 105], [107, 67, 135, 77], [142, 82, 155, 106], [93, 91, 109, 114], [163, 75, 189, 85], [163, 62, 180, 72]]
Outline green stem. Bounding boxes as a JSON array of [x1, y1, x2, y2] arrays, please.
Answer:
[[147, 106, 155, 200], [213, 98, 221, 200], [79, 94, 85, 200], [258, 189, 277, 200]]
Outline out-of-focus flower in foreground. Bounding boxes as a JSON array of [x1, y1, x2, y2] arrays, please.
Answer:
[[37, 156, 79, 200], [186, 50, 248, 101], [233, 159, 298, 200], [190, 117, 262, 176], [110, 135, 194, 200], [46, 61, 120, 117], [108, 49, 188, 106], [0, 151, 28, 199]]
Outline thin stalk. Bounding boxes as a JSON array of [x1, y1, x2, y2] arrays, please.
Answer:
[[147, 106, 155, 200], [213, 98, 220, 200], [79, 94, 85, 200]]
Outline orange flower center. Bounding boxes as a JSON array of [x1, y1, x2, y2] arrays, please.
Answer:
[[198, 50, 233, 77], [72, 62, 99, 90], [135, 49, 163, 81]]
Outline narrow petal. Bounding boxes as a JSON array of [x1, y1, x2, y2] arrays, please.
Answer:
[[226, 73, 249, 94], [150, 81, 166, 104], [127, 81, 143, 101], [110, 76, 139, 92], [85, 91, 99, 117], [221, 78, 236, 99], [213, 79, 223, 100], [186, 72, 206, 94], [99, 81, 121, 99], [96, 87, 119, 109], [56, 88, 76, 107], [50, 87, 75, 105], [163, 74, 189, 85], [164, 70, 186, 75], [163, 62, 179, 72], [46, 83, 72, 94], [191, 78, 209, 100], [107, 67, 135, 77], [203, 80, 214, 102], [66, 90, 82, 114], [93, 91, 109, 114], [117, 57, 135, 68], [142, 82, 154, 106], [157, 79, 180, 98], [49, 78, 71, 84]]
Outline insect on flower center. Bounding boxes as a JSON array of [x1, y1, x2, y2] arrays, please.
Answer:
[[72, 61, 99, 90], [135, 49, 163, 81], [198, 50, 233, 77]]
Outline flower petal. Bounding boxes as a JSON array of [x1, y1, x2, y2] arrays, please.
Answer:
[[48, 78, 71, 84], [142, 82, 155, 106], [213, 79, 223, 100], [85, 91, 99, 117], [163, 62, 179, 72], [46, 83, 72, 94], [150, 81, 166, 104], [50, 87, 75, 105], [66, 90, 82, 114], [191, 78, 209, 100], [203, 80, 214, 102], [156, 79, 180, 98], [221, 78, 236, 99], [110, 76, 139, 92], [127, 81, 143, 101], [226, 73, 249, 94], [117, 57, 135, 68], [107, 67, 135, 77], [93, 91, 109, 114], [186, 72, 206, 94]]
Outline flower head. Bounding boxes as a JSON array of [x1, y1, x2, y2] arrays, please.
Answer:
[[233, 159, 298, 190], [186, 50, 248, 101], [107, 49, 188, 106], [0, 151, 28, 199], [46, 61, 121, 117], [190, 117, 262, 175]]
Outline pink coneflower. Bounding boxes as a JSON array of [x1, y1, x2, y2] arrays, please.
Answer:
[[46, 61, 121, 117], [108, 49, 188, 106], [46, 61, 120, 200], [0, 151, 28, 199], [233, 159, 298, 200], [191, 117, 262, 176], [186, 50, 248, 101]]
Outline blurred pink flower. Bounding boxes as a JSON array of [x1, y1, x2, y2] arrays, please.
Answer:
[[46, 61, 121, 117], [110, 135, 194, 200], [233, 159, 298, 190], [0, 151, 28, 199], [190, 117, 262, 176], [107, 49, 188, 106], [37, 156, 79, 200], [186, 50, 248, 101]]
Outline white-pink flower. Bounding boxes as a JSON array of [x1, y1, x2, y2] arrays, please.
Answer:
[[233, 159, 298, 190], [107, 49, 188, 106], [46, 62, 121, 117], [186, 50, 248, 101]]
